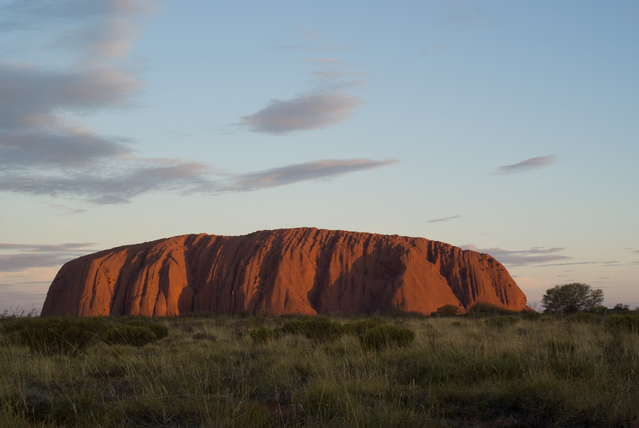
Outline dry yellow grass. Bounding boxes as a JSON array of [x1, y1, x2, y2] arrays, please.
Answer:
[[1, 312, 637, 427]]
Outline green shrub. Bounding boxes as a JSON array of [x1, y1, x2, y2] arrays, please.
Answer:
[[612, 303, 630, 312], [343, 318, 387, 337], [115, 318, 169, 340], [281, 317, 345, 343], [105, 324, 157, 347], [466, 302, 515, 318], [4, 316, 110, 355], [606, 315, 639, 332], [0, 316, 169, 354], [360, 324, 416, 350], [104, 318, 168, 347], [384, 307, 426, 319]]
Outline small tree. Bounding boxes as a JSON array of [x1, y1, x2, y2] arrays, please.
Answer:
[[542, 283, 603, 314]]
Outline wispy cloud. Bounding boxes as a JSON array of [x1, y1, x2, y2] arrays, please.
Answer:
[[462, 244, 570, 266], [51, 205, 88, 216], [0, 0, 201, 204], [535, 262, 598, 267], [427, 215, 461, 223], [495, 155, 556, 174], [0, 242, 96, 272], [304, 57, 344, 64], [0, 243, 95, 252], [0, 58, 140, 170], [0, 1, 390, 204], [2, 155, 395, 203], [223, 159, 397, 192], [0, 254, 83, 272], [1, 0, 156, 58], [0, 242, 95, 311], [1, 159, 212, 204], [243, 31, 364, 135], [240, 92, 363, 135]]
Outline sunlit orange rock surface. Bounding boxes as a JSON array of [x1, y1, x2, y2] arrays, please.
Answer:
[[42, 228, 529, 316]]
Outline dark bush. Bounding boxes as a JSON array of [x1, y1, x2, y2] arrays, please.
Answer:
[[466, 302, 515, 318], [606, 315, 639, 332], [281, 317, 345, 343], [384, 307, 426, 319], [106, 324, 157, 347], [4, 316, 110, 355], [116, 318, 169, 340], [613, 303, 630, 311], [360, 324, 415, 350], [104, 318, 168, 347], [343, 318, 387, 337], [0, 316, 169, 354]]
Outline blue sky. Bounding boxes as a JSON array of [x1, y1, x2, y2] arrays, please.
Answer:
[[1, 0, 637, 312]]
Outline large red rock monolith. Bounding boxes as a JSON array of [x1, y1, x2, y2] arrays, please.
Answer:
[[42, 228, 529, 316]]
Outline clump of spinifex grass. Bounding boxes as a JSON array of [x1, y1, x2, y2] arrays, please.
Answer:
[[1, 311, 638, 427], [0, 315, 168, 356]]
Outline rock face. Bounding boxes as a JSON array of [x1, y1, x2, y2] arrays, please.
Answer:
[[42, 228, 529, 317]]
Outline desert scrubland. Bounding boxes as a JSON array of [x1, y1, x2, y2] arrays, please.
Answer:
[[1, 309, 638, 427]]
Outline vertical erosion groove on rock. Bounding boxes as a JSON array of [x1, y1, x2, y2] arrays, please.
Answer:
[[41, 228, 529, 316]]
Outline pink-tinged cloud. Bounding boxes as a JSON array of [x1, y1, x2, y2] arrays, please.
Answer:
[[240, 91, 363, 135], [0, 0, 217, 204], [225, 158, 397, 191], [496, 155, 556, 174], [462, 244, 570, 266], [0, 1, 387, 204], [2, 0, 156, 59]]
